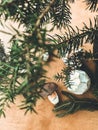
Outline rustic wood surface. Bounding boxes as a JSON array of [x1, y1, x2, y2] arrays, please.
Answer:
[[0, 1, 98, 130]]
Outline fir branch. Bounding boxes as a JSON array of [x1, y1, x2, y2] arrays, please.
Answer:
[[0, 40, 6, 62], [53, 91, 98, 117], [54, 66, 72, 88], [84, 0, 98, 12], [51, 18, 98, 54], [25, 45, 31, 78], [50, 0, 71, 28], [34, 0, 55, 31], [70, 0, 75, 2], [0, 0, 98, 117]]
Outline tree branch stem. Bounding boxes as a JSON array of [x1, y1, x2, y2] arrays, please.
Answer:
[[34, 0, 55, 30]]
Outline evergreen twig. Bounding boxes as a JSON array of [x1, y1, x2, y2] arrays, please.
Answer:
[[0, 0, 98, 117], [53, 91, 98, 117]]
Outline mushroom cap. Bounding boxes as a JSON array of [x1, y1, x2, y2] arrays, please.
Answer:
[[40, 82, 58, 97]]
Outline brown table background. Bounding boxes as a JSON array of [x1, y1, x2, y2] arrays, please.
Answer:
[[0, 1, 98, 130]]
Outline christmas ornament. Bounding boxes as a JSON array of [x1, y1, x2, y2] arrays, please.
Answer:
[[48, 91, 59, 105], [40, 82, 59, 104], [66, 70, 91, 95], [42, 52, 49, 61]]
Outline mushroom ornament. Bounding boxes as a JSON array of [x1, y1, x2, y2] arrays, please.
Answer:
[[40, 82, 59, 105]]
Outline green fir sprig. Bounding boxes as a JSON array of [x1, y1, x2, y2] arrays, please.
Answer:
[[53, 91, 98, 117], [0, 0, 98, 117]]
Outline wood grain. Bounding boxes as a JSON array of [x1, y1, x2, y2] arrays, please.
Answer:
[[0, 1, 98, 130]]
